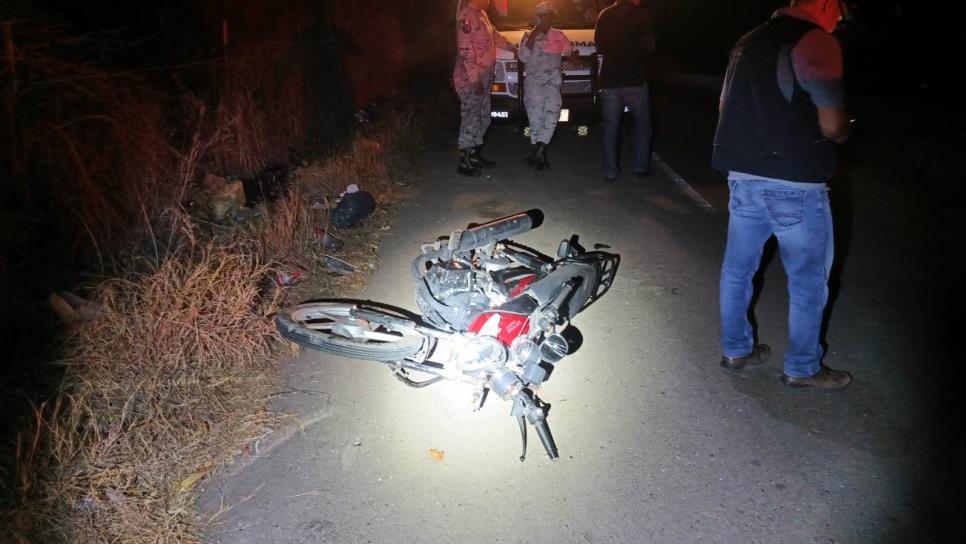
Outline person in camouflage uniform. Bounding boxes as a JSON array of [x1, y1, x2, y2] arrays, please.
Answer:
[[518, 2, 577, 170], [453, 0, 516, 176]]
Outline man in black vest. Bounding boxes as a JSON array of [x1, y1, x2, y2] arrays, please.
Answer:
[[713, 0, 852, 390]]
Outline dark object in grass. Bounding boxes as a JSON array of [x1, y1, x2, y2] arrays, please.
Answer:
[[323, 255, 356, 275], [313, 228, 345, 252], [242, 163, 289, 206], [332, 187, 376, 228]]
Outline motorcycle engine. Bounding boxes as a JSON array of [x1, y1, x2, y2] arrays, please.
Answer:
[[417, 261, 492, 330], [440, 291, 491, 330]]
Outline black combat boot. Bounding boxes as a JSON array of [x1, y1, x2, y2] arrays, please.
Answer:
[[525, 144, 539, 166], [469, 145, 496, 169], [534, 142, 549, 170], [457, 149, 482, 177]]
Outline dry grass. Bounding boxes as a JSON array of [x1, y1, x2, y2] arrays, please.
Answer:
[[277, 110, 419, 299], [2, 6, 419, 541], [4, 234, 283, 543], [0, 107, 421, 543], [3, 15, 320, 271], [252, 186, 316, 264]]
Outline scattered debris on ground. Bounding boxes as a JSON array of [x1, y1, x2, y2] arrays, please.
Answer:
[[332, 184, 377, 228]]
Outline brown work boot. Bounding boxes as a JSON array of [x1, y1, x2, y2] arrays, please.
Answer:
[[781, 367, 852, 390], [720, 343, 771, 372]]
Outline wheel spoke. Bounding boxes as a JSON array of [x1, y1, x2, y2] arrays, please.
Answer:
[[293, 308, 413, 344], [277, 303, 425, 361]]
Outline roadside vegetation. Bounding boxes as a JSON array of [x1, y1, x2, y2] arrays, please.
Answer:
[[0, 2, 422, 542], [2, 114, 418, 542]]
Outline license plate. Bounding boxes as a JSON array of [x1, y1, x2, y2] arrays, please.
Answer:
[[558, 109, 570, 122]]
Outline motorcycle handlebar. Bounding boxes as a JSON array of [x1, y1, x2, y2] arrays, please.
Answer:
[[502, 246, 547, 271], [535, 418, 559, 461], [411, 209, 544, 279], [458, 209, 543, 252]]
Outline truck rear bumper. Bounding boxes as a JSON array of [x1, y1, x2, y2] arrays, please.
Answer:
[[490, 94, 598, 126]]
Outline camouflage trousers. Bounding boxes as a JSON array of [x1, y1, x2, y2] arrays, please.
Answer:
[[456, 72, 493, 150], [524, 81, 562, 145]]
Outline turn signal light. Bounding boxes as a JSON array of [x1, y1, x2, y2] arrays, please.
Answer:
[[490, 83, 507, 93]]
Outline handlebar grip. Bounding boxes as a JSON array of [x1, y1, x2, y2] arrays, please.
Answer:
[[534, 419, 559, 461], [456, 209, 543, 253]]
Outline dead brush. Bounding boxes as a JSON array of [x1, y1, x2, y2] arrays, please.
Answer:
[[278, 113, 418, 302], [251, 185, 316, 264], [367, 105, 423, 154], [313, 139, 390, 197], [299, 110, 418, 206], [0, 104, 420, 542], [8, 27, 184, 261], [3, 234, 286, 543]]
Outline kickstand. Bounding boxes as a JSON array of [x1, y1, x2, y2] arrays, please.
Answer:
[[516, 414, 528, 462]]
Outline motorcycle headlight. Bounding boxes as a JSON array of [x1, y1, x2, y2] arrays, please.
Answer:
[[510, 337, 540, 366], [457, 335, 507, 374]]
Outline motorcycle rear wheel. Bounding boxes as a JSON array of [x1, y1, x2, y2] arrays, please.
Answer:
[[276, 302, 425, 361]]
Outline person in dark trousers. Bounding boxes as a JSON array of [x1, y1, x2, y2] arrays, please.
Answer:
[[519, 2, 577, 170], [453, 0, 517, 177], [594, 0, 656, 182], [713, 0, 852, 390]]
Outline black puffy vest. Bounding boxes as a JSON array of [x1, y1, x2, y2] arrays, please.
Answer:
[[712, 16, 837, 181]]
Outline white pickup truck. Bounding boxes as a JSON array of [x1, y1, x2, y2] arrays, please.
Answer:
[[457, 0, 609, 131]]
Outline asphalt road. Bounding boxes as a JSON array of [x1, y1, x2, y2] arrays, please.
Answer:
[[198, 82, 961, 543]]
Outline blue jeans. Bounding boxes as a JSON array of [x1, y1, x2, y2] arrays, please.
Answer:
[[719, 178, 834, 378], [601, 85, 652, 179]]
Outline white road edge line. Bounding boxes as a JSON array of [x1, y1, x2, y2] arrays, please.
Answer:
[[652, 152, 716, 214]]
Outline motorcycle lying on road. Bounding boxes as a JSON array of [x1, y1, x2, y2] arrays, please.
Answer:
[[276, 210, 619, 461]]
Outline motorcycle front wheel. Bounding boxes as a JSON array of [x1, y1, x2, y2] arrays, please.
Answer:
[[276, 302, 425, 361]]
